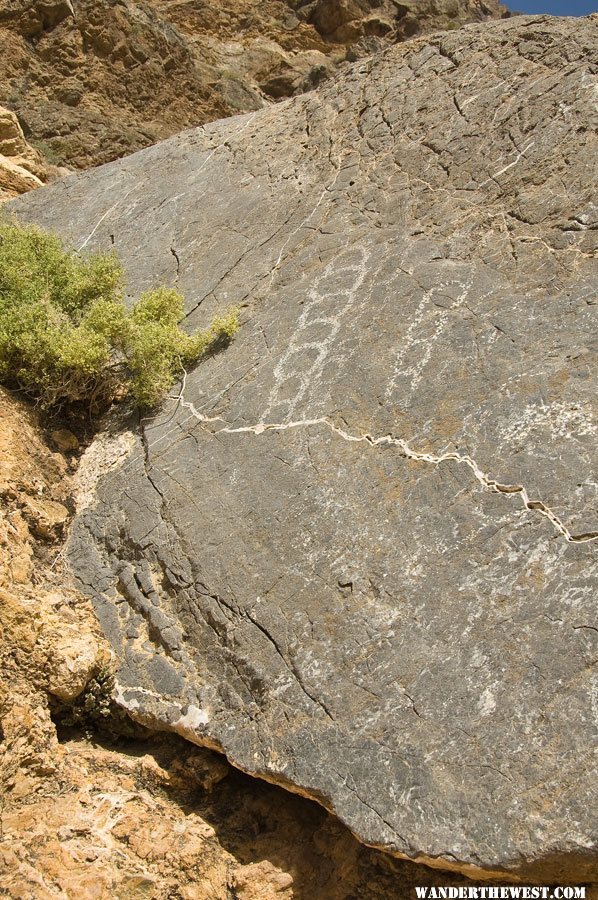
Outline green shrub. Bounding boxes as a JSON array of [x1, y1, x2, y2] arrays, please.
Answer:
[[0, 221, 239, 410], [29, 139, 64, 167]]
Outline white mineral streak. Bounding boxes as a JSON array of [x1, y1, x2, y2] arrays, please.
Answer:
[[172, 372, 597, 545], [175, 704, 211, 729], [74, 430, 137, 512]]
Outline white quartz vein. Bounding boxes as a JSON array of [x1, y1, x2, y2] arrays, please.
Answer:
[[173, 375, 597, 546]]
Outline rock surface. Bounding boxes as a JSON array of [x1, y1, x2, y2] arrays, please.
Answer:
[[11, 15, 598, 881], [0, 387, 501, 900], [0, 0, 508, 170]]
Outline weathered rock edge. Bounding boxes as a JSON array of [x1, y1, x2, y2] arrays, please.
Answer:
[[10, 15, 598, 882]]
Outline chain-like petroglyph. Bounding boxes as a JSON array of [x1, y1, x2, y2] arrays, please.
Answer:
[[385, 277, 474, 401], [263, 245, 372, 420]]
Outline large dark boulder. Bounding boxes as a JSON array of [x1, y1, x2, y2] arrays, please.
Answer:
[[11, 15, 597, 881]]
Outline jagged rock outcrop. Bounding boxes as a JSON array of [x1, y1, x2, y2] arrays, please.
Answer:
[[10, 14, 598, 882], [0, 0, 508, 170], [0, 104, 62, 199], [291, 0, 507, 43]]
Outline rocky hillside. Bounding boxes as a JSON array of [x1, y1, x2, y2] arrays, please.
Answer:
[[0, 0, 509, 170], [11, 12, 597, 884]]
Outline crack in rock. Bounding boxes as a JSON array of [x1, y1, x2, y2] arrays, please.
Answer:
[[174, 375, 597, 546]]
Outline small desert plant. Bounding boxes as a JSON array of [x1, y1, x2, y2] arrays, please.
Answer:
[[29, 139, 64, 167], [58, 666, 116, 728], [0, 221, 239, 410], [52, 665, 149, 738]]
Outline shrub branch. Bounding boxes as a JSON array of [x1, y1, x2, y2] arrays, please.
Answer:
[[0, 221, 239, 412]]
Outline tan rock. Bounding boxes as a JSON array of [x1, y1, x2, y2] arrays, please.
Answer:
[[168, 746, 230, 791], [0, 588, 41, 652], [0, 152, 43, 194], [0, 0, 508, 171], [21, 494, 70, 538], [0, 105, 51, 199], [51, 428, 80, 452], [231, 860, 294, 898], [0, 105, 44, 171], [45, 624, 109, 701], [7, 551, 32, 583]]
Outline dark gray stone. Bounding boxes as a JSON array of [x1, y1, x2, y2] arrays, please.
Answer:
[[10, 15, 598, 881]]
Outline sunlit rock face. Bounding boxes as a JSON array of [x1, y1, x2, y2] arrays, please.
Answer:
[[11, 14, 597, 881], [0, 105, 54, 200], [0, 0, 509, 171]]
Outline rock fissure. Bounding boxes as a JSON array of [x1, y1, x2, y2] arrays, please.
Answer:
[[172, 377, 597, 545], [169, 245, 180, 281], [243, 608, 336, 722]]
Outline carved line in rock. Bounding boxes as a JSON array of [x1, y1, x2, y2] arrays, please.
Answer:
[[479, 140, 536, 188], [264, 246, 371, 419], [172, 374, 598, 545], [384, 278, 474, 401]]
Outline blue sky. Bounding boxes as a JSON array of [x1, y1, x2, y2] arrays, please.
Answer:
[[510, 0, 597, 13]]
